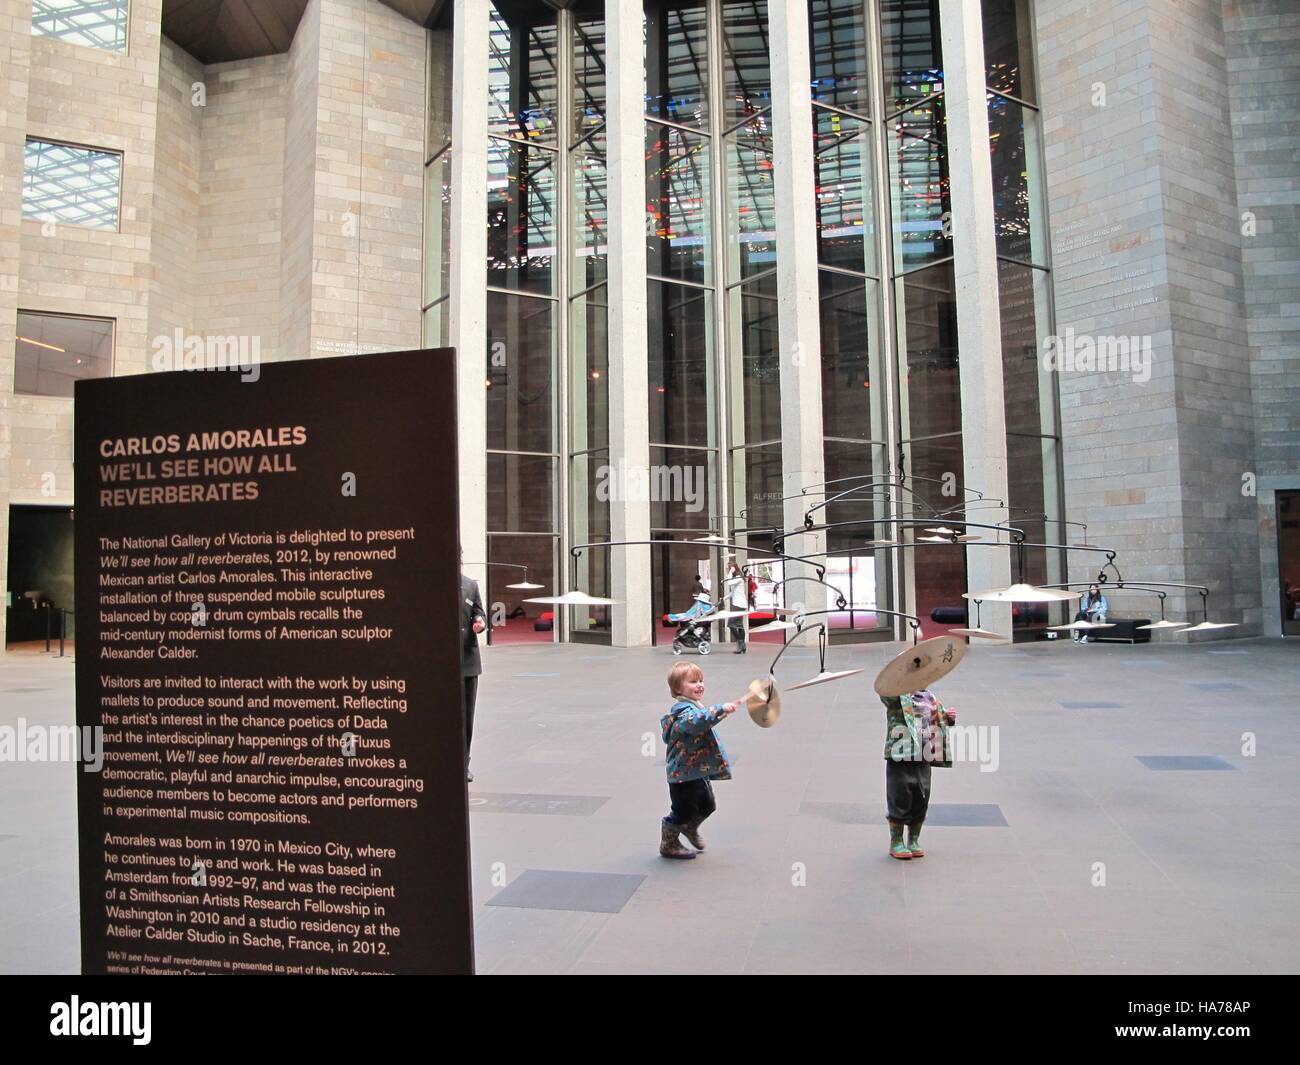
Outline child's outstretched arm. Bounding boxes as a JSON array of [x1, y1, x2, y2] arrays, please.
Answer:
[[673, 702, 738, 735]]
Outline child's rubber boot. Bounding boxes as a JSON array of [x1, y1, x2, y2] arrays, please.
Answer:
[[680, 819, 706, 851], [660, 819, 696, 860], [889, 820, 911, 860], [907, 821, 925, 858]]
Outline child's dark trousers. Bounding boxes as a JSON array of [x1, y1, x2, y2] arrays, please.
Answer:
[[666, 778, 716, 825], [886, 760, 932, 823]]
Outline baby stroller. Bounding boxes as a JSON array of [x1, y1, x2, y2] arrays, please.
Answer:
[[668, 594, 716, 656]]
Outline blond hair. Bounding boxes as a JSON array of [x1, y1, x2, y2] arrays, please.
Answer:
[[667, 661, 704, 697]]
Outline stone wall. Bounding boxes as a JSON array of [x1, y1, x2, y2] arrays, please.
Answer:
[[1224, 0, 1300, 636], [0, 0, 429, 645], [1035, 0, 1281, 634]]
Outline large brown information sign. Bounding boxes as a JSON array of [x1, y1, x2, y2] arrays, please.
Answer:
[[74, 349, 474, 975]]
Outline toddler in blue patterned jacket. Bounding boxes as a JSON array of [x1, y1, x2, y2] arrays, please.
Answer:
[[658, 662, 744, 860]]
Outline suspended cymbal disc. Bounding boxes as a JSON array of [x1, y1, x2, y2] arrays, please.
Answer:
[[1048, 620, 1116, 631], [701, 609, 750, 622], [1136, 619, 1190, 630], [874, 635, 967, 697], [784, 668, 864, 691], [523, 589, 621, 605], [950, 627, 1006, 640], [964, 583, 1077, 603], [742, 676, 782, 728], [751, 620, 801, 632]]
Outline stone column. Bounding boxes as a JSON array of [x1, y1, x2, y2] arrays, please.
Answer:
[[940, 0, 1014, 635], [770, 0, 826, 607], [0, 0, 32, 648], [449, 0, 491, 571], [605, 0, 652, 646], [1036, 0, 1260, 634]]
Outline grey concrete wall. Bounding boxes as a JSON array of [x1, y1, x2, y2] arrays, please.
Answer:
[[0, 0, 33, 641], [1224, 0, 1300, 636], [1035, 0, 1282, 635], [1036, 0, 1191, 618], [4, 0, 166, 646], [280, 0, 322, 362], [147, 40, 203, 357], [311, 0, 426, 357], [196, 54, 287, 357], [0, 0, 428, 647], [1147, 0, 1257, 630]]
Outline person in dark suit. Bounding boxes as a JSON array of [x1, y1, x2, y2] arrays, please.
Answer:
[[461, 568, 487, 782]]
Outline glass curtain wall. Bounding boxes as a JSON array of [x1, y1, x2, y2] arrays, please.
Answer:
[[881, 0, 965, 630], [983, 0, 1063, 628], [422, 12, 453, 348], [721, 1, 779, 622], [569, 5, 613, 640], [426, 0, 1059, 645], [882, 0, 1063, 635], [645, 0, 719, 635], [484, 1, 561, 643], [811, 0, 890, 635]]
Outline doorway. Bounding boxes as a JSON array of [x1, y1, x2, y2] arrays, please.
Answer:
[[5, 504, 75, 649], [1278, 491, 1300, 636]]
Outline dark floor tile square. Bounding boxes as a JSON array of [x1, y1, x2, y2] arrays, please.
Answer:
[[487, 870, 646, 914], [1136, 756, 1235, 771], [925, 803, 1008, 827], [799, 801, 872, 824], [799, 801, 1008, 827]]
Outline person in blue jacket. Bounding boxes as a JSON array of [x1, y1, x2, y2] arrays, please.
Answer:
[[658, 661, 744, 860], [1073, 583, 1109, 643]]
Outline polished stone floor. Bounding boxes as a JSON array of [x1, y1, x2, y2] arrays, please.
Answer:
[[3, 634, 1298, 974]]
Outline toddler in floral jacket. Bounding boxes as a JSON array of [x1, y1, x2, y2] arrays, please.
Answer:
[[658, 662, 743, 860], [881, 688, 956, 860]]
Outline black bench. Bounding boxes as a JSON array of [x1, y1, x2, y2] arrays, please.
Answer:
[[929, 605, 1049, 626], [1089, 618, 1152, 644]]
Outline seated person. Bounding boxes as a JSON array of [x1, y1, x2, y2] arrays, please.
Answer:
[[1073, 584, 1108, 643]]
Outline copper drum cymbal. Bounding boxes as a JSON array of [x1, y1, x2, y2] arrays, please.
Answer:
[[963, 584, 1077, 603], [873, 635, 967, 698], [785, 668, 863, 691], [949, 627, 1006, 640], [742, 676, 782, 728]]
